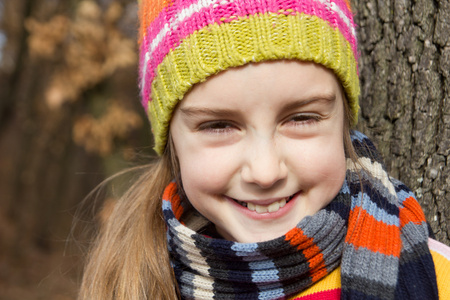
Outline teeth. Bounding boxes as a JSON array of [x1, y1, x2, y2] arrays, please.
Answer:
[[256, 205, 268, 213], [239, 197, 290, 214], [267, 201, 280, 213]]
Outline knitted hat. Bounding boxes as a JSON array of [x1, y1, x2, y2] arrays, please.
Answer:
[[139, 0, 360, 155]]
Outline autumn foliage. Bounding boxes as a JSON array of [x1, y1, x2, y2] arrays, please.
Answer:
[[0, 0, 149, 298]]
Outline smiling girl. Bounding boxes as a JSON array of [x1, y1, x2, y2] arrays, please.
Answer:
[[79, 0, 450, 299], [170, 61, 347, 243]]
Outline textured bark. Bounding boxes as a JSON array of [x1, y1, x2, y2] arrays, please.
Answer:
[[351, 0, 450, 245]]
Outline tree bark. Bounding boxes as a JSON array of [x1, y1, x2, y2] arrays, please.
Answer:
[[351, 0, 450, 245]]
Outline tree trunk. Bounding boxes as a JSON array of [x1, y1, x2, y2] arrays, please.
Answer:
[[351, 0, 450, 245], [0, 0, 146, 298]]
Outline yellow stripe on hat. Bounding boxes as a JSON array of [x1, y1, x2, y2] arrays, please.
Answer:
[[148, 12, 360, 155]]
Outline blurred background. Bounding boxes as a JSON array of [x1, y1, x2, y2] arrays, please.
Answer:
[[0, 0, 152, 298], [0, 0, 448, 299]]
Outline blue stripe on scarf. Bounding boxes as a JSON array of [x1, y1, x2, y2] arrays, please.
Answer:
[[350, 192, 399, 226]]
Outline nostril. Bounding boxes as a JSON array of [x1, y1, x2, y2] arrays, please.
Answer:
[[241, 162, 287, 188]]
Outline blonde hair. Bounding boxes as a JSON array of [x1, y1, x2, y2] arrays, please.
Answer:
[[78, 151, 179, 299], [78, 95, 358, 300]]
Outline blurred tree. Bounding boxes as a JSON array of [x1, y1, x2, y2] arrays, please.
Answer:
[[0, 0, 149, 298], [351, 0, 449, 245]]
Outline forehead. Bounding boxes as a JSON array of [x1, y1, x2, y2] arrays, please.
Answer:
[[178, 60, 343, 110]]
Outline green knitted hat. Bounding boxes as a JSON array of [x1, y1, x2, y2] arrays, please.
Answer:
[[139, 0, 360, 155]]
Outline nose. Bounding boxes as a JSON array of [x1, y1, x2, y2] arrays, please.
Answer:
[[241, 137, 287, 189]]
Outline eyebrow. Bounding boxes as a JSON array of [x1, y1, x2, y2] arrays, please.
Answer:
[[279, 94, 336, 115], [179, 93, 336, 117], [179, 106, 238, 118]]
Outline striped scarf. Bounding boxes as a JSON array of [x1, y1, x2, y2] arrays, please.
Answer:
[[162, 131, 439, 299]]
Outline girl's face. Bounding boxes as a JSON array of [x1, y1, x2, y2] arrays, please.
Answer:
[[170, 60, 346, 243]]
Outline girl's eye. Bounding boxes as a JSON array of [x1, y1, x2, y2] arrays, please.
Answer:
[[285, 114, 321, 126], [198, 121, 237, 133]]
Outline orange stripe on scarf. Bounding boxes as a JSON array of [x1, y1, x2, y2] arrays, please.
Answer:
[[400, 196, 427, 228], [346, 206, 401, 257], [286, 228, 327, 282], [163, 182, 184, 220]]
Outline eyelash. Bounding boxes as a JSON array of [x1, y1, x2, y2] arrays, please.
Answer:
[[198, 121, 237, 133], [197, 114, 321, 134], [285, 114, 322, 126]]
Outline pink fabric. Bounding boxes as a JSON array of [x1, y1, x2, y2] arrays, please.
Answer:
[[139, 0, 357, 106], [429, 238, 450, 260], [144, 0, 357, 63], [290, 288, 341, 299], [146, 0, 354, 45]]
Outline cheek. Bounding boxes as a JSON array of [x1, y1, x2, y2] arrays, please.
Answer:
[[289, 135, 346, 189], [178, 149, 237, 195], [315, 144, 346, 177], [310, 139, 346, 202]]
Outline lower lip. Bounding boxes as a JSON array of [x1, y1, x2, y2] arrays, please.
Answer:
[[227, 193, 300, 220]]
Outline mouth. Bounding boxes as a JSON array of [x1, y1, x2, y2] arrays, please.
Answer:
[[233, 194, 297, 214]]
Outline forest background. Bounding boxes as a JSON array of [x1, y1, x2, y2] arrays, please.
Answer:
[[0, 0, 448, 299]]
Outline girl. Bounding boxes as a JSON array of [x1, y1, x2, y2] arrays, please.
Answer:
[[79, 0, 450, 299]]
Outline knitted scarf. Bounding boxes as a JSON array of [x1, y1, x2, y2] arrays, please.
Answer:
[[162, 131, 439, 299]]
